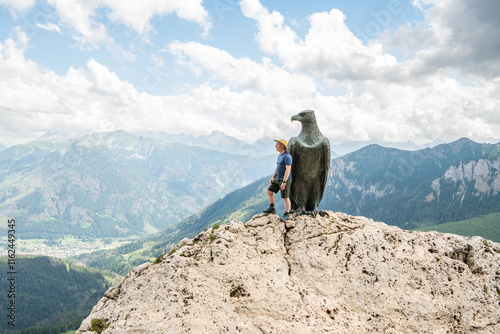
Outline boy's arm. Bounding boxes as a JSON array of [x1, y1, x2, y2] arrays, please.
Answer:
[[281, 165, 291, 190]]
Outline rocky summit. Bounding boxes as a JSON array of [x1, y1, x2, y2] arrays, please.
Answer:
[[78, 211, 500, 333]]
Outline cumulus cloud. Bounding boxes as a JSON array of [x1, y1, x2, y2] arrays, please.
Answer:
[[168, 40, 317, 97], [390, 0, 500, 79], [240, 0, 397, 81], [46, 0, 112, 49], [38, 0, 211, 49], [0, 29, 307, 146], [103, 0, 211, 36], [241, 0, 500, 85]]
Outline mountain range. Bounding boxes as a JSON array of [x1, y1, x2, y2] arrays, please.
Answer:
[[38, 130, 339, 158], [167, 137, 500, 235], [1, 133, 497, 259], [0, 130, 275, 239], [76, 138, 500, 276], [35, 130, 500, 157], [321, 138, 500, 228]]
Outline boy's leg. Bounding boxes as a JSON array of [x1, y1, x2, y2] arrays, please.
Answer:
[[283, 197, 291, 213], [264, 180, 279, 214], [267, 189, 275, 205], [280, 180, 292, 220]]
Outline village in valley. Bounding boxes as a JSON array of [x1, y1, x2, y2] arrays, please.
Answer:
[[9, 237, 135, 258]]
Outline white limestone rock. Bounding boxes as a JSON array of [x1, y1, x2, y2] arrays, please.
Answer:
[[78, 211, 500, 334]]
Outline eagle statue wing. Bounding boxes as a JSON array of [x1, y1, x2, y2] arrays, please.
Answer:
[[288, 137, 297, 181], [319, 138, 330, 201]]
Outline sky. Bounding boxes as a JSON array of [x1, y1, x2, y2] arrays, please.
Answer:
[[0, 0, 499, 148]]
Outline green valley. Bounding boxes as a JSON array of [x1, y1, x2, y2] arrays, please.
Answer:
[[414, 212, 500, 242]]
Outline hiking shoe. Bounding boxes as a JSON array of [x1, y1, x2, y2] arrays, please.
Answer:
[[263, 206, 276, 214], [281, 213, 290, 221]]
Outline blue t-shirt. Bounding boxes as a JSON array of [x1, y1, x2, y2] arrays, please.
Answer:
[[276, 151, 292, 180]]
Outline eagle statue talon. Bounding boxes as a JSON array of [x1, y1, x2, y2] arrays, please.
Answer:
[[295, 210, 317, 217]]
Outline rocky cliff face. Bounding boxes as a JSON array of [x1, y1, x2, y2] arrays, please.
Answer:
[[78, 211, 500, 333]]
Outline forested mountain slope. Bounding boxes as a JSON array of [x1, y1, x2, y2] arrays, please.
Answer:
[[0, 256, 114, 332]]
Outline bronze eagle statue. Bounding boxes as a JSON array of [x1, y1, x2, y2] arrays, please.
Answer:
[[288, 110, 330, 213]]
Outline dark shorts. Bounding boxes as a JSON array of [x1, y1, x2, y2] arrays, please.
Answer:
[[268, 178, 292, 198]]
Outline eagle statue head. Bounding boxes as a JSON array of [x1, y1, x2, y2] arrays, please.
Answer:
[[291, 110, 316, 124], [290, 110, 322, 139]]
